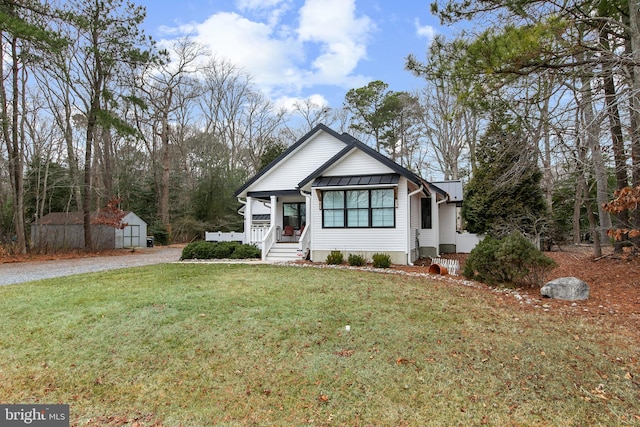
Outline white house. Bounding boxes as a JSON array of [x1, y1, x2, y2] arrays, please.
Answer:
[[234, 124, 480, 264]]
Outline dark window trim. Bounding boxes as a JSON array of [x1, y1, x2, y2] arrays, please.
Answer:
[[421, 197, 432, 229], [282, 202, 306, 230], [322, 188, 396, 229]]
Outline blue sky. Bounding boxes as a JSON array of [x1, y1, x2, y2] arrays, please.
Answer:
[[137, 0, 446, 109]]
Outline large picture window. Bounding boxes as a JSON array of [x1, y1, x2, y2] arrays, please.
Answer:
[[322, 188, 395, 228]]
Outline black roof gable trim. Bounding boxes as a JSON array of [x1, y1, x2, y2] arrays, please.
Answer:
[[234, 124, 344, 197], [235, 123, 449, 200], [298, 134, 429, 192]]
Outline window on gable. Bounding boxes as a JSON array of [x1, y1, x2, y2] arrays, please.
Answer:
[[322, 188, 395, 228]]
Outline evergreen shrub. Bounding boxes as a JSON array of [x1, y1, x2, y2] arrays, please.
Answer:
[[181, 241, 261, 260], [326, 250, 344, 265], [463, 233, 557, 287], [348, 253, 366, 266], [372, 253, 392, 268]]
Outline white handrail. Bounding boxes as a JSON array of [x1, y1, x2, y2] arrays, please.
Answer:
[[297, 226, 310, 260], [261, 225, 276, 261]]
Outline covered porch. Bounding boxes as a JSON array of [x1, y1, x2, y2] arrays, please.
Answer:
[[244, 190, 311, 261]]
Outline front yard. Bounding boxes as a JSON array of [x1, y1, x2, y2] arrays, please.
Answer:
[[0, 263, 637, 426]]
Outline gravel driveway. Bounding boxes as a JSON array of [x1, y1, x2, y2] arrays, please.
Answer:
[[0, 247, 183, 286]]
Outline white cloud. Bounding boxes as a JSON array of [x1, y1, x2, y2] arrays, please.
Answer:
[[275, 93, 329, 112], [235, 0, 292, 27], [414, 18, 435, 39], [188, 12, 302, 91], [157, 0, 375, 102], [235, 0, 288, 11], [297, 0, 374, 85]]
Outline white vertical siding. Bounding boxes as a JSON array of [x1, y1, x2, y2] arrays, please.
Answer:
[[252, 133, 345, 192]]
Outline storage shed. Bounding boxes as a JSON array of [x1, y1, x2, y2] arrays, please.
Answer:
[[31, 211, 148, 250]]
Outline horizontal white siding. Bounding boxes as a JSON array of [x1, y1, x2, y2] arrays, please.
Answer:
[[419, 229, 437, 247], [310, 178, 408, 253], [324, 149, 394, 176], [253, 133, 345, 192]]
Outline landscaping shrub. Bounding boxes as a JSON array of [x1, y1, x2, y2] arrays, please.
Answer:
[[211, 241, 240, 259], [372, 253, 392, 268], [181, 241, 261, 260], [463, 233, 557, 287], [326, 250, 344, 265], [230, 243, 261, 259], [348, 253, 366, 266]]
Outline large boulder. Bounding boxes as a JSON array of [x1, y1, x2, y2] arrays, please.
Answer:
[[541, 277, 589, 301]]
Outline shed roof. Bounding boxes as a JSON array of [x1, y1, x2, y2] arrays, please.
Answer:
[[37, 211, 134, 225]]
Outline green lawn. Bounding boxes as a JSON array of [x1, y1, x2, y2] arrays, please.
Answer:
[[0, 263, 638, 426]]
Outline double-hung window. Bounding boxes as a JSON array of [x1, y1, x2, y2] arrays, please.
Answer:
[[323, 190, 345, 227], [322, 188, 395, 228]]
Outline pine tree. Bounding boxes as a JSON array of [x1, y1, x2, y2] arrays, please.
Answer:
[[462, 113, 546, 238]]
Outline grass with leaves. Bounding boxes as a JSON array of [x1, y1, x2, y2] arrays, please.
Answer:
[[0, 263, 638, 426]]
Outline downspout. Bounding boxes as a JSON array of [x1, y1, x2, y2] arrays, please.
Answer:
[[236, 197, 246, 214], [407, 184, 423, 266], [299, 189, 311, 260]]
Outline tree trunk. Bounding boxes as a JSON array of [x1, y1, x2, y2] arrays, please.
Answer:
[[160, 114, 172, 238], [574, 144, 587, 245], [580, 64, 611, 246], [628, 2, 640, 232], [1, 36, 27, 254], [584, 185, 602, 257], [63, 99, 82, 211], [100, 125, 114, 197], [83, 88, 102, 251], [602, 48, 629, 253]]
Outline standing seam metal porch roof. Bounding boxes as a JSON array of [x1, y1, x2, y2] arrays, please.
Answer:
[[311, 174, 400, 188]]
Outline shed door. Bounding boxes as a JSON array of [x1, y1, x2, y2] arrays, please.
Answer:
[[124, 225, 140, 247]]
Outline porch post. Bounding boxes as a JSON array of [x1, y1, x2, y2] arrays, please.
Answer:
[[245, 196, 253, 244], [270, 195, 278, 235], [304, 193, 310, 229]]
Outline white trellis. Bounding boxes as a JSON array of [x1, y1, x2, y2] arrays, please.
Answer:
[[430, 257, 460, 276]]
